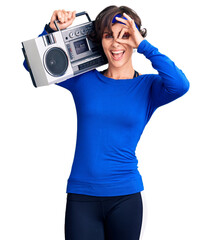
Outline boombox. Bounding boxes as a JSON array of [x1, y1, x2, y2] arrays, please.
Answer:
[[22, 12, 108, 87]]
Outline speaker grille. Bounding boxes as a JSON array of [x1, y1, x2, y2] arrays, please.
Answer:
[[44, 47, 68, 76]]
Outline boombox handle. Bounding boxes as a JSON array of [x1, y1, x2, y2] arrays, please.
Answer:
[[54, 11, 92, 31]]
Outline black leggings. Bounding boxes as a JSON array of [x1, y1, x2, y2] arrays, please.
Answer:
[[65, 192, 143, 240]]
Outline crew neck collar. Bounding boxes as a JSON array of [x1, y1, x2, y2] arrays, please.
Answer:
[[94, 69, 142, 85]]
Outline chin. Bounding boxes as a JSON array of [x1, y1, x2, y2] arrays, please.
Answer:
[[108, 59, 131, 69]]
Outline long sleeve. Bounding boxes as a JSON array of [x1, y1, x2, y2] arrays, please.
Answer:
[[137, 40, 190, 109]]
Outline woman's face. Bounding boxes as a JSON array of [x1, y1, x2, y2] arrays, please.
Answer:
[[101, 23, 133, 69]]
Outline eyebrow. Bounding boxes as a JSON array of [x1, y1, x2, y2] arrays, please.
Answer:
[[103, 31, 112, 34], [103, 30, 129, 38]]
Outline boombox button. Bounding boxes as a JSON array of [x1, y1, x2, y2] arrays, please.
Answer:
[[81, 29, 86, 35], [75, 31, 80, 36], [69, 32, 74, 38]]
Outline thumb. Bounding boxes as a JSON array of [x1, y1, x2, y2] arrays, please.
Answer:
[[50, 10, 58, 23], [115, 38, 128, 44], [116, 38, 133, 46]]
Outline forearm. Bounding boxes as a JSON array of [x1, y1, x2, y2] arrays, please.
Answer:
[[137, 40, 190, 107]]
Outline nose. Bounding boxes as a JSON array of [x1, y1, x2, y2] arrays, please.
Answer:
[[112, 37, 121, 47]]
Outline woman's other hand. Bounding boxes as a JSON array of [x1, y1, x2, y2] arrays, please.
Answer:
[[49, 10, 76, 31], [115, 13, 144, 48]]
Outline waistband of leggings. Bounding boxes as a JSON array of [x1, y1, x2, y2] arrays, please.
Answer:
[[67, 191, 141, 202]]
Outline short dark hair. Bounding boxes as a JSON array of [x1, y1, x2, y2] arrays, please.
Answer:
[[89, 5, 147, 44]]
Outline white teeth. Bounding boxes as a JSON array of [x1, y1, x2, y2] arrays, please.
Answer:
[[111, 51, 124, 54]]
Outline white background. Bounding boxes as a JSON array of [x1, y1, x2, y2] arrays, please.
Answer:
[[1, 0, 211, 239]]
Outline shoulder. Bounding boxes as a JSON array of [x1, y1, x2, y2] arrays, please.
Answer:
[[138, 73, 159, 81], [56, 69, 97, 90]]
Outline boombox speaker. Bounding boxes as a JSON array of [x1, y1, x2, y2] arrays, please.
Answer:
[[22, 12, 107, 87]]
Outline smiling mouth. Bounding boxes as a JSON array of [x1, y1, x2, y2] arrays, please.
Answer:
[[110, 50, 125, 61]]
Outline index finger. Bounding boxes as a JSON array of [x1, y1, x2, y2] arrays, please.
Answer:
[[115, 16, 129, 26], [123, 13, 138, 30]]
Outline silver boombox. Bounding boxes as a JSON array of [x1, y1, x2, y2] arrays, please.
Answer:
[[22, 12, 108, 87]]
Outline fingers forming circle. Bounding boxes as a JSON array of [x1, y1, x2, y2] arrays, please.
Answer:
[[118, 26, 129, 39]]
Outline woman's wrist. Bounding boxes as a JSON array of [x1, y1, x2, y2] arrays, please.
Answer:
[[45, 23, 56, 33], [137, 39, 149, 54]]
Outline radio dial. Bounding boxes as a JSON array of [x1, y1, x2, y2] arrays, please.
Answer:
[[69, 32, 74, 38], [81, 29, 86, 35], [75, 31, 80, 36]]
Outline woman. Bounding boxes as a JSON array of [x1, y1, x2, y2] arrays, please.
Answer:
[[24, 5, 189, 240]]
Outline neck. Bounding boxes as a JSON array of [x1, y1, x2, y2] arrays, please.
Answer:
[[104, 62, 134, 80]]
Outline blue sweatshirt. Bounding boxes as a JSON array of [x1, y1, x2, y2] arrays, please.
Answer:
[[23, 28, 189, 196]]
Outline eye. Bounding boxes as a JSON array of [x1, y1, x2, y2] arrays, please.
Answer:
[[104, 33, 113, 39], [122, 32, 130, 39]]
